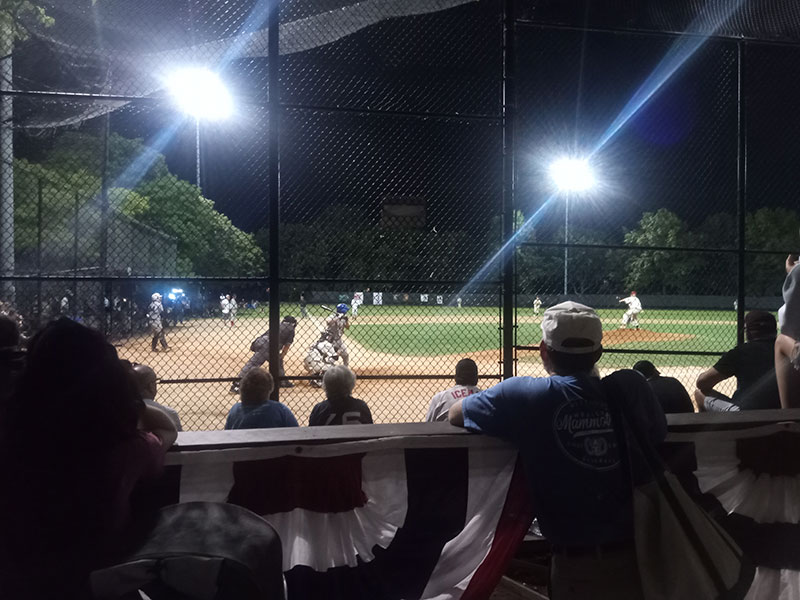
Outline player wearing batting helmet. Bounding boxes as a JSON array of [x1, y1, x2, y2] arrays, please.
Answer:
[[324, 304, 350, 367]]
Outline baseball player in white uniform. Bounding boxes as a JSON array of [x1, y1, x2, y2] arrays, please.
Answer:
[[148, 293, 169, 352], [325, 303, 350, 367], [425, 358, 480, 422], [304, 332, 340, 387], [351, 292, 363, 317], [220, 294, 230, 323], [228, 294, 238, 327], [619, 291, 642, 329], [533, 296, 542, 316]]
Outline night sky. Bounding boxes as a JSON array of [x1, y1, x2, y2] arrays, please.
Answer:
[[25, 1, 800, 241]]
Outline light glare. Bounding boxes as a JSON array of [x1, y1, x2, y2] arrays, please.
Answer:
[[549, 158, 595, 192], [167, 68, 233, 120]]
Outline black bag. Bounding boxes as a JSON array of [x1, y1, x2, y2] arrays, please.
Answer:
[[91, 502, 285, 600], [603, 376, 755, 600]]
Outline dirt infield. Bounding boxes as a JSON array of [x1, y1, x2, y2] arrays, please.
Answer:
[[602, 328, 692, 345], [115, 318, 720, 431]]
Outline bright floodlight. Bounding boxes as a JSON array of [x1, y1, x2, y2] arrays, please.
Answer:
[[549, 157, 595, 192], [167, 68, 233, 120]]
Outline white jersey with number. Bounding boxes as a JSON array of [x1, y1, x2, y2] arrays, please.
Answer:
[[425, 384, 481, 422]]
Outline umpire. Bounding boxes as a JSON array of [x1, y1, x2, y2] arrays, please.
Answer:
[[232, 316, 297, 393]]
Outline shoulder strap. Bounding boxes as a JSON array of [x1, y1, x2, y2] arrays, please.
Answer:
[[602, 376, 635, 496], [603, 374, 731, 596]]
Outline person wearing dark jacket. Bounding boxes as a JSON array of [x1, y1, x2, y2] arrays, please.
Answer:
[[309, 365, 372, 426]]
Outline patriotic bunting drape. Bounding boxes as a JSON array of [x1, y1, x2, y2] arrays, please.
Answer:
[[165, 420, 800, 600]]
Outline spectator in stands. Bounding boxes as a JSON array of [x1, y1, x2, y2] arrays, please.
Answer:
[[225, 368, 298, 429], [633, 359, 694, 413], [448, 301, 666, 599], [0, 318, 177, 599], [425, 358, 480, 422], [695, 310, 781, 411], [131, 362, 183, 431], [776, 253, 800, 408], [0, 314, 25, 403], [309, 365, 373, 425]]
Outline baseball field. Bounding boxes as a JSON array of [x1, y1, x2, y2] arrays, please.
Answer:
[[114, 304, 743, 430]]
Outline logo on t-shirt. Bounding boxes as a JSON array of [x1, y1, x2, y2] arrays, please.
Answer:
[[552, 398, 619, 471]]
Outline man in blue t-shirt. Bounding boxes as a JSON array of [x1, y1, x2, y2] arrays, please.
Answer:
[[225, 368, 298, 430], [448, 301, 666, 600]]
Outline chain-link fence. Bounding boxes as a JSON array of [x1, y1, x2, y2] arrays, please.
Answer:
[[1, 0, 799, 429]]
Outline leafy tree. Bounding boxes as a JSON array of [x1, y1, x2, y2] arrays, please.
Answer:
[[44, 132, 170, 187], [692, 212, 737, 250], [684, 213, 738, 295], [744, 207, 800, 295], [0, 0, 55, 300], [136, 175, 264, 276], [13, 158, 95, 256], [623, 209, 698, 294], [21, 130, 265, 277]]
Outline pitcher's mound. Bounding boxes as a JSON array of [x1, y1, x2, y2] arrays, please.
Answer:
[[603, 328, 692, 345]]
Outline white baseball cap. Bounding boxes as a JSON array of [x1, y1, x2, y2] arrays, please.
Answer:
[[541, 301, 603, 354]]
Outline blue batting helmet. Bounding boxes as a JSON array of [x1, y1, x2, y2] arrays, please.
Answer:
[[336, 303, 349, 314]]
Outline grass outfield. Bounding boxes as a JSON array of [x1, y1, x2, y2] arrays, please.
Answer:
[[235, 304, 757, 367], [352, 306, 750, 366]]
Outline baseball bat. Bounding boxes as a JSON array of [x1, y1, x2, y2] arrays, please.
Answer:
[[320, 304, 332, 312]]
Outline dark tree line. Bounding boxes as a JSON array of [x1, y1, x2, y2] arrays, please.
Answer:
[[256, 206, 799, 297]]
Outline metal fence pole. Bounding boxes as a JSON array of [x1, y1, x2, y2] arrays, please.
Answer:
[[0, 47, 14, 304], [99, 113, 110, 335], [72, 190, 79, 305], [267, 0, 282, 397], [36, 178, 43, 324], [563, 195, 570, 296], [736, 41, 747, 345], [195, 117, 201, 192], [502, 0, 516, 379]]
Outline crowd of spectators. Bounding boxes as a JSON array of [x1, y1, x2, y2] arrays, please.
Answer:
[[223, 364, 373, 429]]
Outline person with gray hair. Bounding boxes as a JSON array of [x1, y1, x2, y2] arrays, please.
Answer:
[[308, 365, 372, 426]]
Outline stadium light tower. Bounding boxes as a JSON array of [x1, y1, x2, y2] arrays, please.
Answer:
[[549, 157, 596, 296], [166, 68, 233, 193]]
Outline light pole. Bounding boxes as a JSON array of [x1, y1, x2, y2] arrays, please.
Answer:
[[166, 68, 233, 193], [548, 157, 595, 295]]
